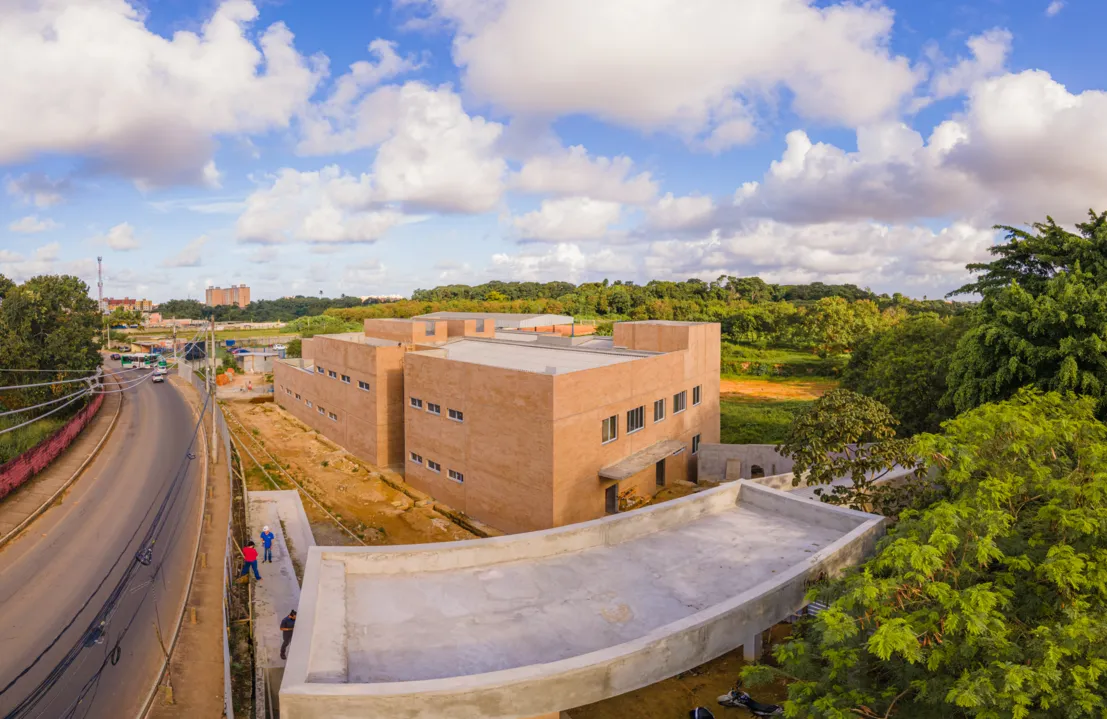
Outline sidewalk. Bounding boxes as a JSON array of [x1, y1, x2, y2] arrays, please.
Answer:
[[249, 490, 316, 716], [148, 376, 231, 719], [0, 376, 123, 546]]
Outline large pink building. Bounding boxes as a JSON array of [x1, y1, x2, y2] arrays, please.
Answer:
[[273, 315, 719, 533]]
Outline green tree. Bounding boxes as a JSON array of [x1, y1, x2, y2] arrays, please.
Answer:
[[800, 298, 890, 357], [946, 211, 1107, 417], [842, 314, 970, 435], [776, 389, 922, 514], [284, 338, 302, 358], [747, 390, 1107, 719]]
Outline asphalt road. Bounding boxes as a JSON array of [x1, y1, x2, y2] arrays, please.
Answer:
[[0, 363, 206, 719]]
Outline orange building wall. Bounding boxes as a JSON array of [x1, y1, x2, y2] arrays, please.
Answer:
[[403, 354, 556, 534], [273, 336, 407, 468], [363, 318, 446, 344]]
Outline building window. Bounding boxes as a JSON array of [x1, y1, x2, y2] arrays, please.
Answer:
[[358, 380, 370, 391], [448, 469, 464, 483], [410, 397, 423, 409], [318, 406, 325, 415], [692, 434, 701, 454], [410, 452, 423, 464], [427, 460, 441, 473], [653, 398, 665, 422], [341, 374, 350, 384], [693, 385, 702, 406], [329, 412, 338, 421], [427, 402, 441, 415], [626, 406, 645, 434], [475, 319, 485, 332], [328, 370, 337, 379], [306, 400, 313, 408], [285, 387, 292, 395], [601, 415, 618, 444], [448, 408, 463, 422], [316, 366, 324, 374], [673, 390, 687, 414], [295, 393, 301, 401]]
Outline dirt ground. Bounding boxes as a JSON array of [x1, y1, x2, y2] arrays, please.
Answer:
[[567, 627, 793, 719], [719, 377, 837, 401], [222, 399, 476, 546]]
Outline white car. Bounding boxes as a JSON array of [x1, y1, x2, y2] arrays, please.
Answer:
[[154, 367, 167, 376], [152, 374, 165, 383]]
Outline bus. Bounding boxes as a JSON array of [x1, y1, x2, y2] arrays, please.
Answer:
[[120, 353, 159, 369]]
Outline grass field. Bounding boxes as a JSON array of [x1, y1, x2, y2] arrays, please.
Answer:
[[0, 415, 66, 464], [718, 376, 838, 444], [721, 342, 848, 378]]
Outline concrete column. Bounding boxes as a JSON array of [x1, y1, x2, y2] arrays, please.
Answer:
[[743, 630, 762, 662]]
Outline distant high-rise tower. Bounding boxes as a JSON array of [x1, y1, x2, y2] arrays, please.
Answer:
[[205, 284, 251, 308]]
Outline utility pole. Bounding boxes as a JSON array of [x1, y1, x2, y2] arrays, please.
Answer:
[[97, 256, 107, 350], [210, 315, 218, 464]]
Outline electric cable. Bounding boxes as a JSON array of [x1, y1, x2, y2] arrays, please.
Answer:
[[0, 387, 96, 419], [0, 391, 92, 437]]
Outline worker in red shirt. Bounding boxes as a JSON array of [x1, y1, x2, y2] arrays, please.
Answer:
[[239, 540, 261, 581]]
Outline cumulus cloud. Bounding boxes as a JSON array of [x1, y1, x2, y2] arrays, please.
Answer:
[[236, 166, 418, 245], [732, 70, 1107, 227], [513, 197, 624, 242], [0, 242, 89, 283], [411, 0, 921, 149], [6, 173, 71, 207], [490, 243, 634, 282], [162, 235, 211, 267], [8, 215, 60, 233], [929, 29, 1012, 101], [646, 193, 717, 231], [93, 222, 141, 251], [642, 220, 997, 292], [511, 146, 657, 204], [1046, 1, 1065, 17], [0, 0, 323, 187]]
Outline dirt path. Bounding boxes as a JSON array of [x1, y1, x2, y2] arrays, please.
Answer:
[[223, 399, 475, 546], [719, 377, 837, 400]]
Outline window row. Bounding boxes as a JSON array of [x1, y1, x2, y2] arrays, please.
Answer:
[[280, 388, 340, 422], [314, 365, 362, 389], [601, 385, 702, 444], [408, 452, 464, 483], [409, 397, 463, 422]]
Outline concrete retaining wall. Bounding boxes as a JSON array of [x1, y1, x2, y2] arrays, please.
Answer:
[[697, 443, 793, 483], [0, 393, 104, 500], [281, 481, 885, 719]]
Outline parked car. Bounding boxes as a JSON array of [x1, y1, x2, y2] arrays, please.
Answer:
[[152, 374, 165, 383], [110, 353, 121, 360]]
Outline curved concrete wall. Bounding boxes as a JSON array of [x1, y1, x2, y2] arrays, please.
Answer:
[[281, 481, 885, 719]]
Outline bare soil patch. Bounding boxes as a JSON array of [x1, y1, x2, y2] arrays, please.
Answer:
[[223, 400, 475, 546], [719, 377, 837, 401]]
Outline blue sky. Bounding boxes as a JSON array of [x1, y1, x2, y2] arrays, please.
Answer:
[[2, 0, 1106, 302]]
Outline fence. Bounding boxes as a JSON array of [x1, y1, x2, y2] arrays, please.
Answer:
[[186, 368, 241, 719], [0, 387, 104, 500]]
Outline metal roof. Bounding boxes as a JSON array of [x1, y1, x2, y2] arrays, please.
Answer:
[[431, 338, 650, 374]]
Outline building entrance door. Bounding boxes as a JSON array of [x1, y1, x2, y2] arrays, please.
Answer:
[[655, 459, 666, 487], [605, 484, 618, 514]]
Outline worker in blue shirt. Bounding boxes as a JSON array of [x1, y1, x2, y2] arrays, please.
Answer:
[[260, 525, 275, 563]]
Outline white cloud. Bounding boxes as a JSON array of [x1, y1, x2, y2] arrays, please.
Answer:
[[6, 173, 70, 207], [490, 243, 633, 282], [733, 70, 1107, 227], [642, 220, 997, 293], [0, 242, 76, 282], [93, 222, 141, 251], [8, 215, 60, 233], [149, 196, 247, 214], [162, 235, 210, 267], [1046, 1, 1065, 17], [0, 0, 323, 187], [511, 146, 657, 204], [929, 29, 1012, 101], [513, 197, 624, 242], [236, 166, 418, 245], [415, 0, 921, 148], [646, 193, 716, 231]]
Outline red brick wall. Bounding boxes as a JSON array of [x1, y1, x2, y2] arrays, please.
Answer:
[[0, 393, 105, 500]]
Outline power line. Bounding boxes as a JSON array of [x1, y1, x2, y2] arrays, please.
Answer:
[[0, 388, 93, 419], [0, 391, 92, 437]]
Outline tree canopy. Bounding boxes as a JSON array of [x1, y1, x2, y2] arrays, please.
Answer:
[[946, 210, 1107, 417], [747, 390, 1107, 718]]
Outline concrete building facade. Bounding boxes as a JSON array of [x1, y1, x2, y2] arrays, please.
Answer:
[[273, 315, 720, 533], [205, 284, 251, 308]]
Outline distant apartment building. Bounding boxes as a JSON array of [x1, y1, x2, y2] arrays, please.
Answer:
[[101, 297, 153, 313], [205, 284, 251, 308], [273, 314, 720, 533]]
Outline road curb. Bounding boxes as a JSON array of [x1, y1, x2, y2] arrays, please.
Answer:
[[137, 377, 210, 719], [0, 370, 125, 550]]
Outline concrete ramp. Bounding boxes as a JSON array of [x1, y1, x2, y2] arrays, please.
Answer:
[[281, 481, 885, 719]]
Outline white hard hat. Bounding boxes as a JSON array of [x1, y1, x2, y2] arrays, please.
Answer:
[[263, 525, 270, 532]]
